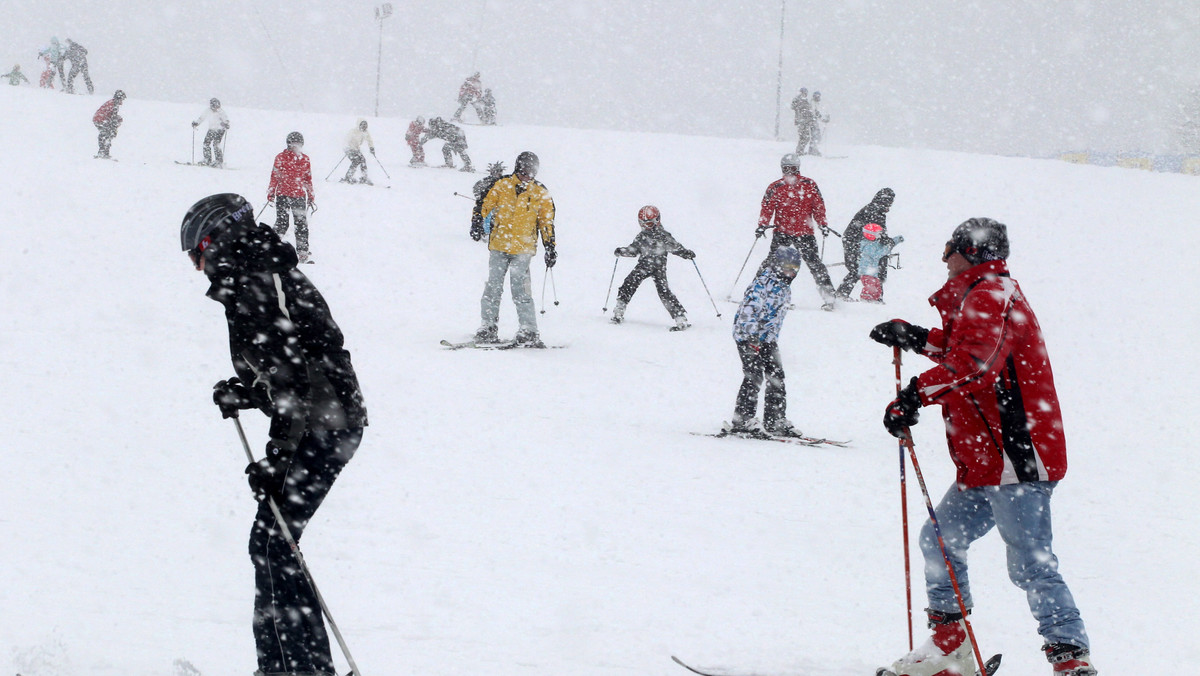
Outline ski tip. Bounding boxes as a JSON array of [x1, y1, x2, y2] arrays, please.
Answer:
[[983, 653, 1002, 676]]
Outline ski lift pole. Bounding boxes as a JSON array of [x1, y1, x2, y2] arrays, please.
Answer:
[[692, 259, 722, 319], [232, 418, 362, 676]]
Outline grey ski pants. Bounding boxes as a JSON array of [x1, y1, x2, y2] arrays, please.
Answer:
[[480, 250, 537, 333]]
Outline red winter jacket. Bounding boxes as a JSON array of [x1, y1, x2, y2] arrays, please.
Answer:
[[757, 176, 828, 237], [93, 99, 121, 127], [913, 260, 1067, 488], [267, 149, 314, 201]]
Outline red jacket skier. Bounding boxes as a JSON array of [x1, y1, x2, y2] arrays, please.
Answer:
[[754, 154, 836, 308], [405, 116, 428, 166], [92, 89, 125, 158], [267, 132, 316, 262]]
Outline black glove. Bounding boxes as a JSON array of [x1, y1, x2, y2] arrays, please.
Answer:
[[678, 249, 695, 260], [191, 121, 199, 128], [369, 147, 376, 155], [245, 442, 292, 502], [869, 319, 930, 352], [470, 217, 484, 241], [213, 378, 253, 419], [884, 377, 922, 439], [544, 247, 557, 268], [755, 226, 768, 238], [820, 225, 831, 237]]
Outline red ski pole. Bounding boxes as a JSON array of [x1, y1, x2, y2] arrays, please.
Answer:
[[894, 346, 913, 651]]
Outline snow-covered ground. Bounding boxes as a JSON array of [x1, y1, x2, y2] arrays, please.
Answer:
[[2, 86, 1197, 676]]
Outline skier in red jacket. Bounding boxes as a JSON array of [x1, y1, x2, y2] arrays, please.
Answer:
[[870, 219, 1095, 676], [267, 132, 316, 263], [92, 90, 125, 159], [756, 153, 836, 309]]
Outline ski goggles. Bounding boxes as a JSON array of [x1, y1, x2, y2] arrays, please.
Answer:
[[188, 235, 213, 268]]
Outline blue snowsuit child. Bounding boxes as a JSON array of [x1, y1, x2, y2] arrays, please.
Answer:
[[727, 246, 803, 436], [857, 222, 902, 302]]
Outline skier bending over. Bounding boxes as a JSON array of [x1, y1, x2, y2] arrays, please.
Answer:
[[870, 218, 1096, 676], [610, 205, 695, 331], [834, 188, 894, 299], [756, 153, 837, 309], [192, 98, 230, 167], [63, 39, 93, 94], [342, 118, 375, 185], [92, 89, 125, 159], [3, 64, 30, 86], [726, 246, 803, 437], [452, 72, 482, 122], [421, 117, 473, 172], [180, 193, 368, 676]]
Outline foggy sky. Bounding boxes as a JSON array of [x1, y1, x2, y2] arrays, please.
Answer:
[[5, 0, 1199, 156]]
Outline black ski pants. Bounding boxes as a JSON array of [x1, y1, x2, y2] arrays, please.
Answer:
[[250, 427, 362, 676], [834, 237, 861, 298], [769, 232, 835, 298], [66, 59, 92, 94], [344, 150, 368, 180], [95, 121, 118, 157], [202, 129, 226, 166], [735, 340, 787, 426], [274, 196, 310, 255], [441, 140, 472, 170], [617, 257, 686, 319]]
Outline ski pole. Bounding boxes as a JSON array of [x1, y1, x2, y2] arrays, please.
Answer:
[[540, 271, 548, 315], [602, 257, 619, 312], [221, 129, 229, 164], [549, 267, 559, 307], [324, 155, 346, 182], [894, 346, 913, 651], [371, 152, 391, 179], [190, 126, 195, 165], [452, 192, 473, 200], [255, 203, 270, 222], [726, 234, 761, 301], [898, 423, 995, 676], [691, 259, 721, 318], [232, 418, 362, 676]]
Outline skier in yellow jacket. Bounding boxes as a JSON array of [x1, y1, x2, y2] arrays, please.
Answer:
[[474, 151, 556, 347]]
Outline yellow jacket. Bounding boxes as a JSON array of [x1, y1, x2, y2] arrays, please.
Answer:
[[482, 175, 555, 255]]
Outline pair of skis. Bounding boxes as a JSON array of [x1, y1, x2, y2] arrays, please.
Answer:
[[691, 430, 850, 448], [672, 654, 1001, 676], [439, 339, 563, 351]]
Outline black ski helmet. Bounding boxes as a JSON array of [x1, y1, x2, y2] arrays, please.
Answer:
[[771, 246, 803, 274], [945, 218, 1010, 265], [180, 193, 255, 252], [286, 131, 304, 146], [113, 89, 126, 101], [514, 151, 539, 179]]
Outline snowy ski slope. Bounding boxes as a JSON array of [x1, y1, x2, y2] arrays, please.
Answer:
[[2, 86, 1198, 676]]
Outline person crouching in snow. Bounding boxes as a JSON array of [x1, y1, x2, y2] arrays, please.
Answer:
[[726, 246, 803, 437], [342, 118, 375, 185], [856, 222, 902, 303], [610, 205, 694, 331]]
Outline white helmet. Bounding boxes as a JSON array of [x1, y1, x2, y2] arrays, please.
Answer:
[[780, 153, 802, 173]]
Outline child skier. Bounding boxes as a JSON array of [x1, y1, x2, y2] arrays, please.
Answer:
[[725, 246, 803, 437], [405, 116, 428, 166], [856, 222, 902, 302], [610, 205, 695, 331]]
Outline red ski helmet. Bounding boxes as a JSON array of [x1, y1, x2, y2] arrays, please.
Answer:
[[863, 222, 884, 241], [637, 205, 661, 227]]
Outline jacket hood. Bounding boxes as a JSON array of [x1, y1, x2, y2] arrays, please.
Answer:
[[871, 188, 895, 211]]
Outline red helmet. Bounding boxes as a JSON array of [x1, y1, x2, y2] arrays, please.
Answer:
[[637, 205, 661, 227], [863, 222, 884, 241]]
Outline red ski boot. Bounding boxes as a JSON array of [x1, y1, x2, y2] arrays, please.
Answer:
[[878, 610, 974, 676], [1044, 643, 1097, 675]]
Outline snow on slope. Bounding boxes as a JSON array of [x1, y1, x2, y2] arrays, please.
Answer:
[[2, 86, 1198, 676]]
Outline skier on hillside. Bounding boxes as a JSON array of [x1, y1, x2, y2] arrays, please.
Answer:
[[38, 55, 55, 88], [834, 188, 895, 299], [180, 193, 368, 676], [92, 89, 125, 159], [192, 98, 230, 167], [452, 72, 482, 122], [470, 161, 507, 241], [421, 117, 473, 172], [725, 246, 803, 437], [610, 205, 695, 331], [38, 37, 65, 89], [476, 88, 497, 125], [473, 151, 555, 346], [790, 88, 812, 155], [267, 132, 316, 264], [405, 116, 428, 166], [805, 90, 829, 155], [871, 219, 1096, 676], [63, 39, 93, 94], [2, 64, 29, 86], [756, 153, 837, 310], [855, 222, 902, 303], [341, 118, 375, 185]]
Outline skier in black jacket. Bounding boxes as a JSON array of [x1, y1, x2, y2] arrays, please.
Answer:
[[469, 161, 506, 241], [834, 188, 894, 299], [610, 205, 695, 330], [180, 193, 368, 676]]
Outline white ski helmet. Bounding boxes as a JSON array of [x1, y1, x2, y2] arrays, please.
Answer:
[[780, 153, 802, 173]]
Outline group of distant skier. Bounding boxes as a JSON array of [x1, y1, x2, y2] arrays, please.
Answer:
[[3, 37, 94, 92], [790, 87, 829, 156]]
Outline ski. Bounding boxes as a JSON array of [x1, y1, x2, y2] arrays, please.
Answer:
[[175, 161, 229, 168], [440, 339, 564, 351], [690, 430, 850, 448], [94, 155, 117, 161], [671, 655, 801, 676], [877, 653, 1002, 676]]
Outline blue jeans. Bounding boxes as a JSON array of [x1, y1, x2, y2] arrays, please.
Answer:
[[921, 481, 1089, 649]]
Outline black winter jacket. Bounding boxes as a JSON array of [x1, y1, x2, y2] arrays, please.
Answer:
[[843, 188, 894, 258], [204, 223, 367, 451]]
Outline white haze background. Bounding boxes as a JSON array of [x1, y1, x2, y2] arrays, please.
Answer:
[[4, 0, 1199, 155]]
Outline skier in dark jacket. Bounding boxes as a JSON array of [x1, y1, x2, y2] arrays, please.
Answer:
[[834, 188, 895, 299], [610, 205, 694, 330], [180, 193, 368, 676], [470, 161, 507, 241], [421, 117, 473, 171], [63, 39, 93, 94]]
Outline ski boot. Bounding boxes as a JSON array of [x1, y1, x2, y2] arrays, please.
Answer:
[[514, 329, 545, 348], [474, 325, 499, 344], [878, 610, 974, 676], [763, 418, 802, 437], [670, 314, 690, 331], [610, 301, 626, 325], [1044, 643, 1096, 675], [722, 415, 764, 436]]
